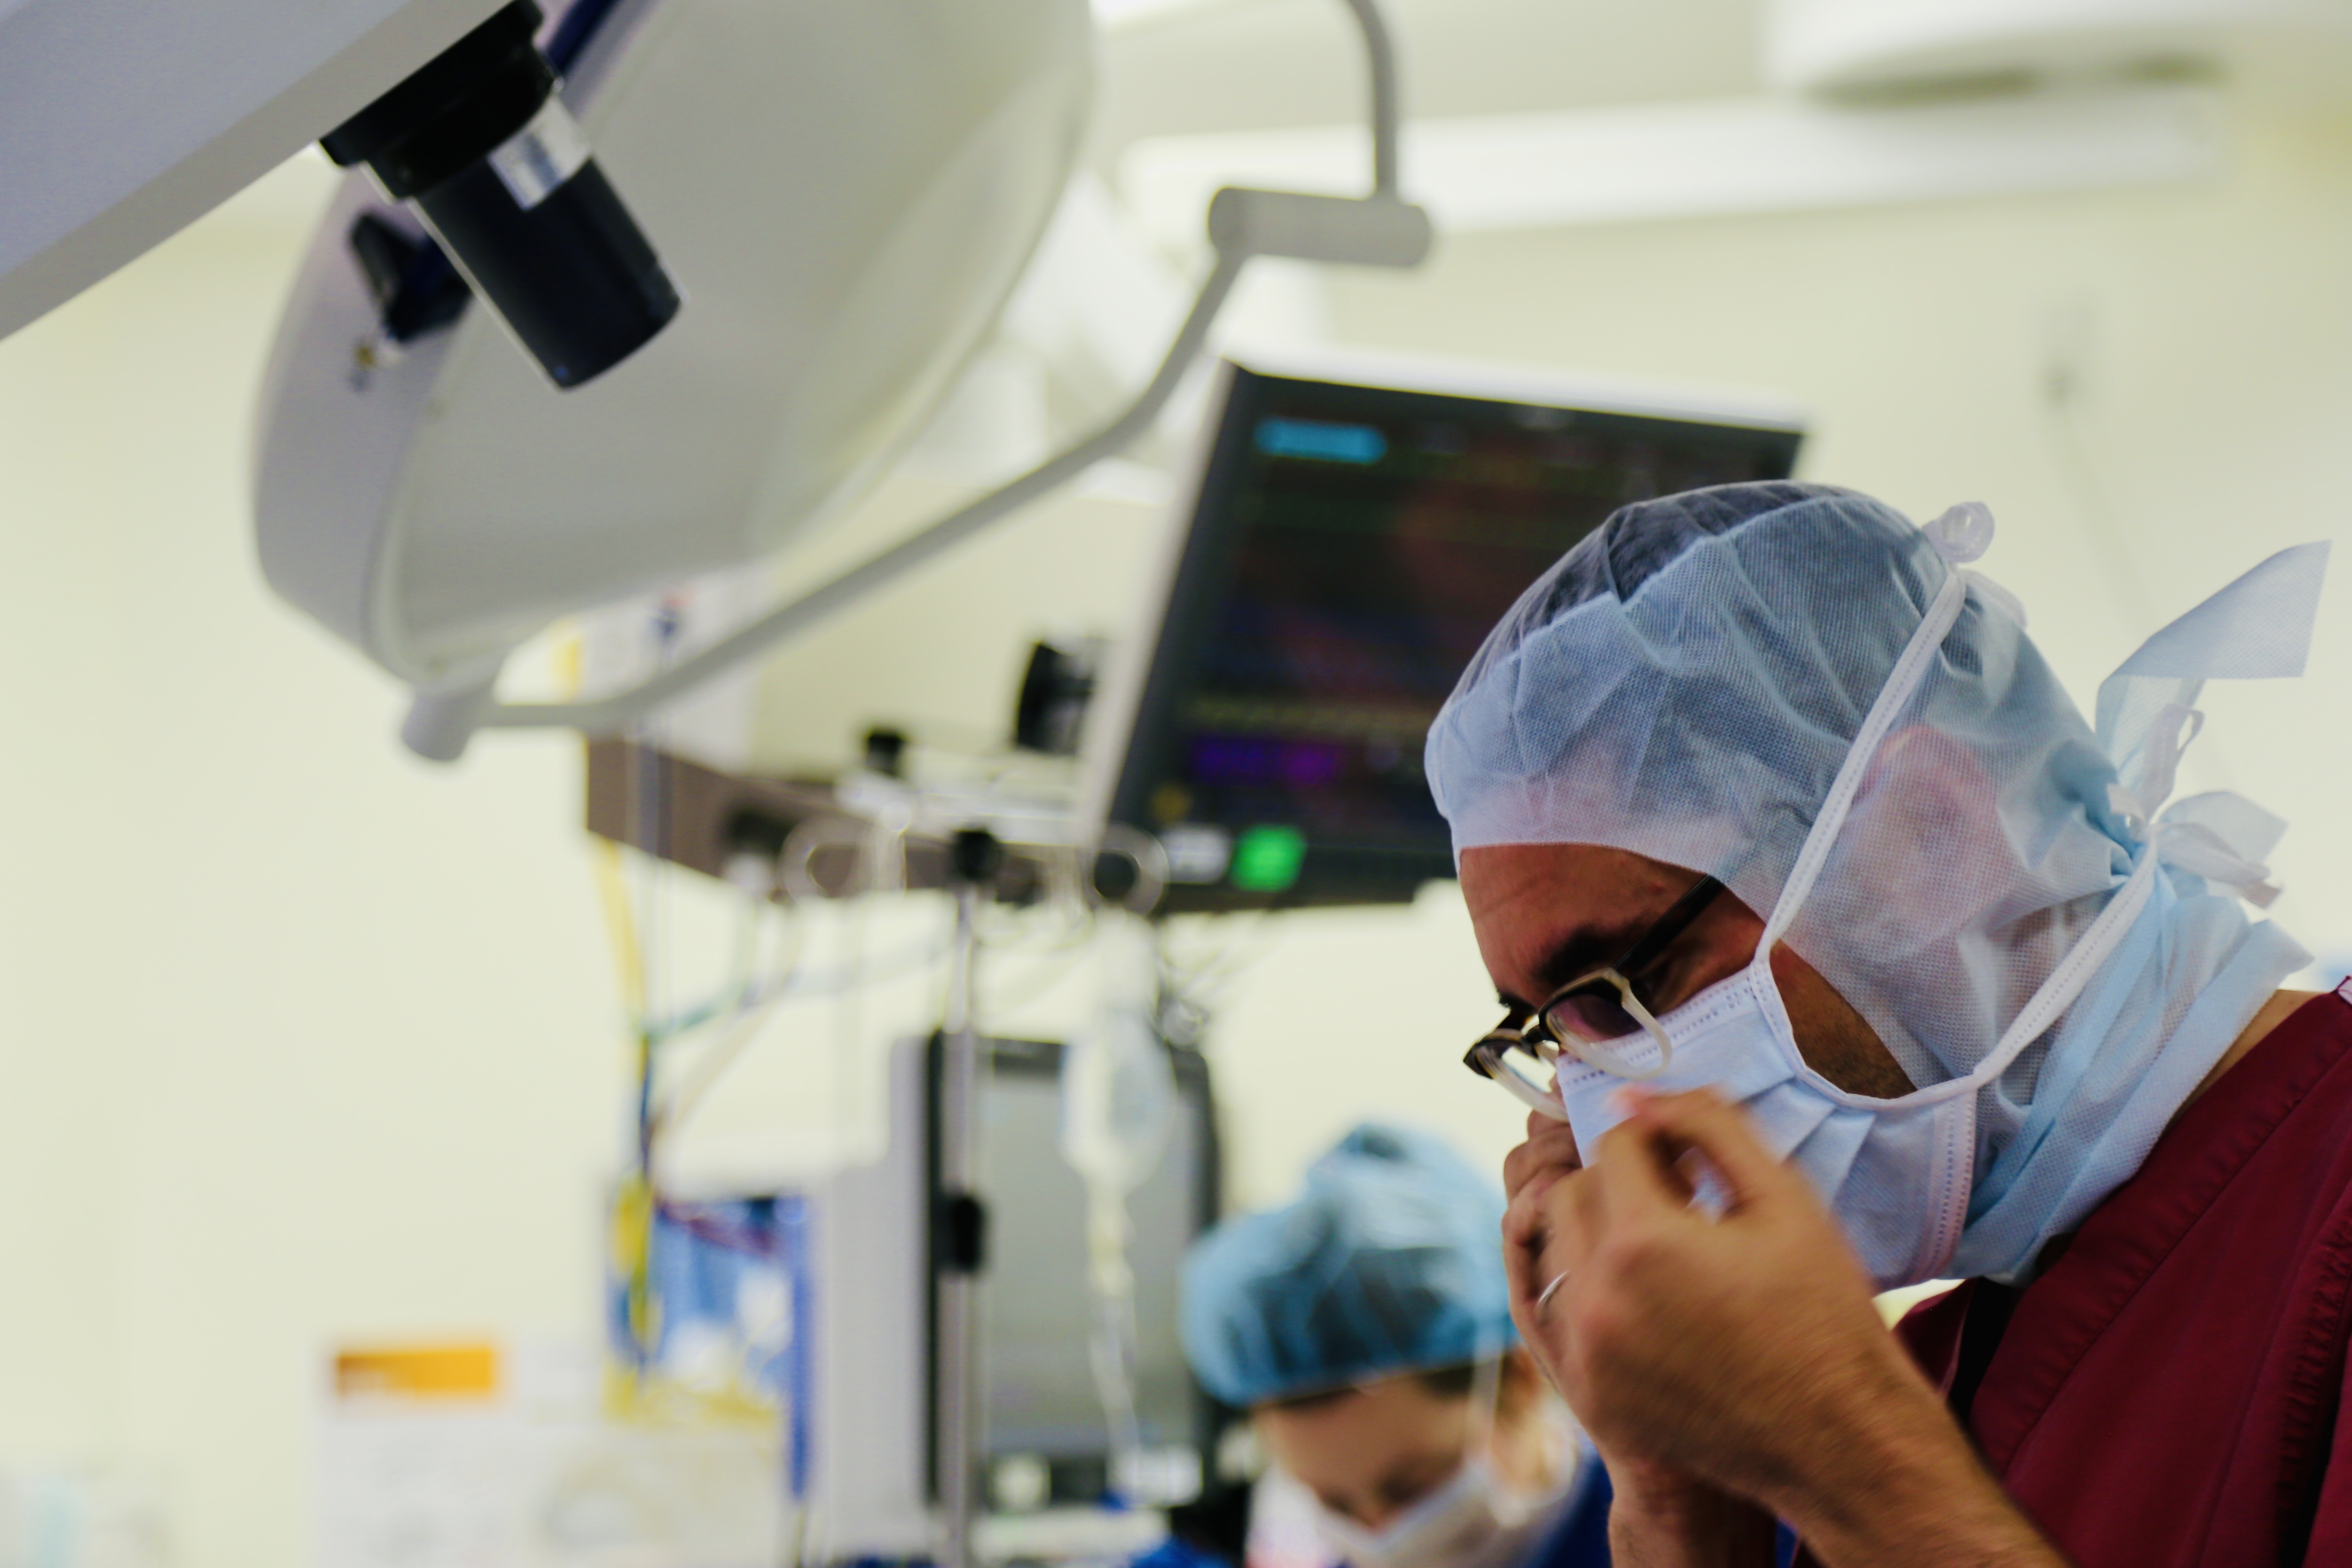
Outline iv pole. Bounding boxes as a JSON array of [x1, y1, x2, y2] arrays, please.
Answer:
[[936, 827, 1004, 1568]]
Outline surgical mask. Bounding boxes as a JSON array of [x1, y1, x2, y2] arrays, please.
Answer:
[[1309, 1358, 1575, 1568], [1440, 490, 2323, 1288], [1552, 537, 2174, 1290], [1312, 1455, 1559, 1568]]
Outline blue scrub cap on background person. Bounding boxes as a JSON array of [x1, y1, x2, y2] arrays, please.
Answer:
[[1424, 480, 2326, 1283], [1180, 1123, 1515, 1408]]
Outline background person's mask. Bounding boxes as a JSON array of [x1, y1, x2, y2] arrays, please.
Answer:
[[1311, 1358, 1576, 1568], [1311, 1455, 1560, 1568]]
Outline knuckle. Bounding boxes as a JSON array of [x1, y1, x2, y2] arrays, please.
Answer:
[[1562, 1288, 1629, 1356], [1597, 1223, 1673, 1282], [1515, 1175, 1559, 1223], [1590, 1125, 1631, 1164], [1541, 1128, 1584, 1169], [1511, 1180, 1571, 1238]]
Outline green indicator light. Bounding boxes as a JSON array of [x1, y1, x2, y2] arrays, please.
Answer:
[[1230, 825, 1307, 892]]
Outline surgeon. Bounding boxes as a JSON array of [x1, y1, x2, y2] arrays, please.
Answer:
[[1176, 1124, 1611, 1568], [1426, 480, 2349, 1566]]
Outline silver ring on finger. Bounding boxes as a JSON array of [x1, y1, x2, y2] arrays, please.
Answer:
[[1536, 1269, 1571, 1317]]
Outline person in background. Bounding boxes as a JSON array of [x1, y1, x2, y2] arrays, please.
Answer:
[[1160, 1123, 1610, 1568]]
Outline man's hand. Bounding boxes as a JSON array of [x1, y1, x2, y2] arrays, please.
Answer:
[[1501, 1090, 2067, 1568], [1502, 1110, 1777, 1567]]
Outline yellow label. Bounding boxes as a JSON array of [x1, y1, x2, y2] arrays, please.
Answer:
[[334, 1343, 501, 1402]]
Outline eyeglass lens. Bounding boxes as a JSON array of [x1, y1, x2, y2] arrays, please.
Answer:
[[1537, 875, 1725, 1046], [1544, 981, 1645, 1045]]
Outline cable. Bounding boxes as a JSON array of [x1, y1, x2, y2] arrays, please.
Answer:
[[651, 902, 807, 1145], [638, 897, 949, 1048], [620, 603, 687, 1385], [724, 880, 764, 1008], [591, 837, 646, 1018], [760, 926, 947, 1001], [1151, 912, 1277, 1054], [639, 902, 797, 1047], [649, 900, 956, 1149], [976, 864, 1096, 952], [1158, 909, 1275, 994]]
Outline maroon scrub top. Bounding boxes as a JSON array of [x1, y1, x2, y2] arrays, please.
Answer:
[[1832, 981, 2352, 1567]]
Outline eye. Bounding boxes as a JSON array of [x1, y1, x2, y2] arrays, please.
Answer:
[[1379, 1467, 1447, 1509]]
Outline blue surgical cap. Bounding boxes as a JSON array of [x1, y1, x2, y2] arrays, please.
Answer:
[[1180, 1123, 1513, 1408], [1421, 479, 2328, 1286], [1424, 480, 2124, 1095]]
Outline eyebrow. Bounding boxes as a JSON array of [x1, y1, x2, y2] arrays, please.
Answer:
[[1496, 922, 1639, 1011]]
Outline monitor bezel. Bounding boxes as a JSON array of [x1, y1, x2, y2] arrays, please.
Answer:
[[1079, 350, 1806, 915]]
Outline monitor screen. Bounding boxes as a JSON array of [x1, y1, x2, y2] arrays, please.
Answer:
[[1095, 360, 1803, 912], [929, 1037, 1219, 1507]]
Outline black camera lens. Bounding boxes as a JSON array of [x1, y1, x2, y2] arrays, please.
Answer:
[[321, 0, 679, 388]]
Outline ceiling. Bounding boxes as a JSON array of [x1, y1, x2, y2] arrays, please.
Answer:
[[1088, 0, 1765, 169]]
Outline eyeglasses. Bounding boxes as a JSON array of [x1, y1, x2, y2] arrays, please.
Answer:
[[1464, 874, 1725, 1117]]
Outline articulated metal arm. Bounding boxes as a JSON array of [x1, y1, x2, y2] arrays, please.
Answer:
[[404, 0, 1431, 761]]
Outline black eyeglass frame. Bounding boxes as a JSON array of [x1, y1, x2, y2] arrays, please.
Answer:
[[1462, 873, 1727, 1114]]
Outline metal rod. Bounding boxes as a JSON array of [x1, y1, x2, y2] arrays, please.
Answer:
[[935, 865, 987, 1568], [1341, 0, 1401, 196], [478, 250, 1248, 738]]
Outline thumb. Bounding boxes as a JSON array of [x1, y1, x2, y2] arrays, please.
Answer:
[[1614, 1086, 1803, 1216]]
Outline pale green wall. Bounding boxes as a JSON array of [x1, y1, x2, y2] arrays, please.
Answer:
[[5, 76, 2352, 1568], [1315, 93, 2352, 957], [0, 165, 620, 1564]]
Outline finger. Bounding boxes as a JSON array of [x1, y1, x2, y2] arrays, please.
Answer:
[[1501, 1200, 1544, 1304], [1505, 1114, 1583, 1170], [1502, 1120, 1584, 1200], [1502, 1134, 1582, 1214], [1531, 1116, 1584, 1166], [1572, 1152, 1612, 1239], [1586, 1112, 1688, 1218], [1502, 1194, 1551, 1339], [1505, 1168, 1592, 1294], [1504, 1244, 1562, 1374], [1502, 1170, 1566, 1257], [1616, 1086, 1803, 1215], [1504, 1154, 1587, 1253], [1503, 1179, 1543, 1253]]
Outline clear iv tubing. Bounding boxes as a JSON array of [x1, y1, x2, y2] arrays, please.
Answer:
[[1066, 918, 1178, 1499], [1088, 1248, 1147, 1495]]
